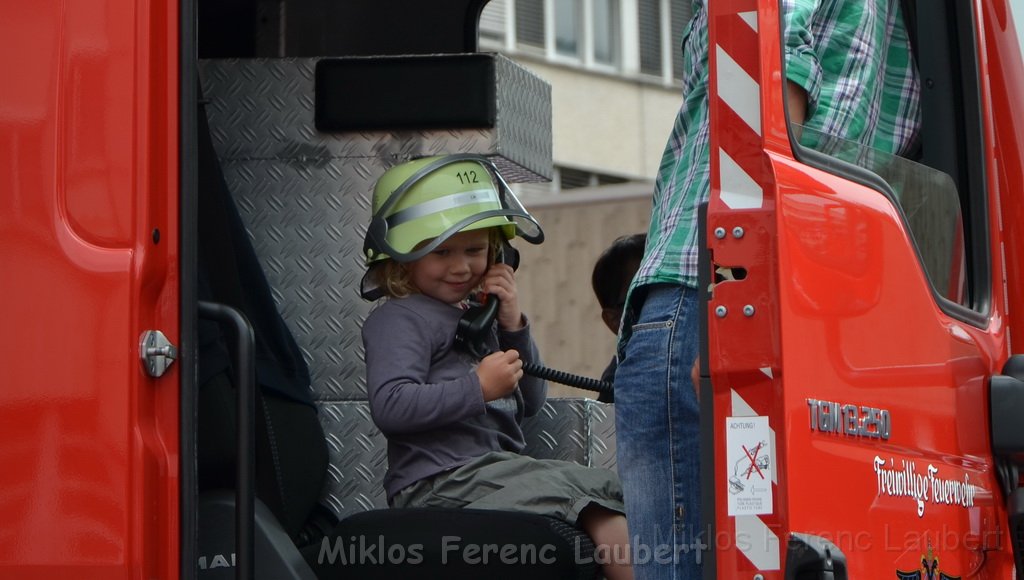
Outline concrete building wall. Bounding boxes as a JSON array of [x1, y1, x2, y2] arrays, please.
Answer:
[[514, 58, 681, 179]]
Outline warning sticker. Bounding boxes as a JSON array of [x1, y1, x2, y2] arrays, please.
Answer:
[[726, 416, 773, 516]]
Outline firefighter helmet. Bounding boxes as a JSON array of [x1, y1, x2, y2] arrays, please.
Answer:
[[363, 154, 544, 264]]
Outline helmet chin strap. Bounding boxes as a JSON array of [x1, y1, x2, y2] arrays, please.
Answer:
[[498, 240, 520, 271], [359, 268, 387, 301]]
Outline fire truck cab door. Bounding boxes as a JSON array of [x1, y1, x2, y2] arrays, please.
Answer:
[[703, 1, 1015, 578], [0, 0, 181, 578]]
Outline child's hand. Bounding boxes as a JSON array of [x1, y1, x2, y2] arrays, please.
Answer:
[[476, 349, 523, 401], [481, 264, 524, 331]]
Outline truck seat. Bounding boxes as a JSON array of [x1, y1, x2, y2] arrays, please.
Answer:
[[195, 82, 600, 579]]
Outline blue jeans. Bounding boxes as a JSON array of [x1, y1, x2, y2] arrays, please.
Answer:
[[614, 284, 702, 579]]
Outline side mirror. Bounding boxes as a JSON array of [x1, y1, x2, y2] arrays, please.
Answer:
[[990, 354, 1024, 461], [1003, 353, 1024, 382]]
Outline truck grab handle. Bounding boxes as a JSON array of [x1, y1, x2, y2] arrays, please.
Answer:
[[198, 301, 256, 580]]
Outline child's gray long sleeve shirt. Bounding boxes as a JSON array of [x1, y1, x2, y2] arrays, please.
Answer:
[[361, 293, 547, 501]]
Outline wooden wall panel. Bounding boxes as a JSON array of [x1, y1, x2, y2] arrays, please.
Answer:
[[516, 193, 652, 397]]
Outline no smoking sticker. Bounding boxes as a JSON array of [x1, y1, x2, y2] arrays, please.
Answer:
[[726, 416, 773, 516]]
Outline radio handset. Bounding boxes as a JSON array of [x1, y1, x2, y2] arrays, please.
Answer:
[[452, 242, 614, 395], [453, 295, 614, 396], [455, 294, 499, 360], [454, 242, 516, 359]]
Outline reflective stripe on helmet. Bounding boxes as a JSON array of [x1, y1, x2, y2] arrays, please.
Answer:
[[385, 188, 501, 229]]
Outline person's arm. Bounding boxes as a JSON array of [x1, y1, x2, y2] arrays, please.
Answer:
[[786, 80, 808, 140], [363, 305, 486, 436], [483, 262, 547, 415], [784, 1, 895, 147], [782, 0, 821, 129], [497, 321, 548, 417]]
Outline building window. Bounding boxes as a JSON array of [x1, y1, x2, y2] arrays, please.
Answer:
[[481, 0, 691, 83], [592, 0, 618, 65], [509, 166, 631, 196], [500, 0, 622, 68], [559, 166, 592, 189], [481, 0, 509, 42], [560, 166, 630, 190], [669, 0, 690, 80], [555, 0, 581, 57], [549, 0, 619, 67], [637, 0, 692, 81], [638, 0, 663, 76], [516, 0, 546, 49]]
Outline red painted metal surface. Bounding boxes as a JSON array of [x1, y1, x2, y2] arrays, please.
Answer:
[[984, 0, 1024, 349], [0, 0, 180, 578], [707, 0, 1019, 577], [707, 0, 788, 576], [0, 0, 1019, 576], [771, 156, 1010, 577]]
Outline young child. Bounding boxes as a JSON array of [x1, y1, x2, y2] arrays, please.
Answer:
[[360, 155, 633, 579], [590, 233, 646, 404]]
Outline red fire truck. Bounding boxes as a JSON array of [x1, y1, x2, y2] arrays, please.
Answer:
[[699, 1, 1024, 577], [1, 0, 1023, 578]]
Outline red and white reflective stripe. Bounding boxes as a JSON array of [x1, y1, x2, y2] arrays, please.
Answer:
[[711, 2, 782, 572], [715, 10, 764, 210], [719, 147, 763, 209], [716, 44, 760, 136], [735, 516, 781, 570]]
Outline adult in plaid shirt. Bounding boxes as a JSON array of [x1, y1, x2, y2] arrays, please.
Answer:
[[614, 2, 921, 578]]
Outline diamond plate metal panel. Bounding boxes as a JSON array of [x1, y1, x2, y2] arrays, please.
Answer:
[[319, 399, 617, 519], [219, 158, 372, 400], [521, 399, 617, 472], [200, 56, 552, 400], [522, 399, 588, 463], [318, 401, 388, 519], [199, 57, 551, 181], [198, 57, 617, 517], [588, 400, 618, 472], [494, 54, 552, 181]]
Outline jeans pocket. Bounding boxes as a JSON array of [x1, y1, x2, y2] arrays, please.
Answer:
[[630, 319, 674, 333]]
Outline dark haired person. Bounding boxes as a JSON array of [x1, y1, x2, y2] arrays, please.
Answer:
[[590, 233, 646, 404]]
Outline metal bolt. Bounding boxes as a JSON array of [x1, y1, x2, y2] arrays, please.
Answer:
[[715, 305, 728, 318], [743, 305, 755, 317], [732, 226, 745, 239], [714, 227, 727, 239], [147, 345, 176, 357]]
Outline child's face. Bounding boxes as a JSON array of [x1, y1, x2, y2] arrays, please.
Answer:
[[407, 229, 491, 304]]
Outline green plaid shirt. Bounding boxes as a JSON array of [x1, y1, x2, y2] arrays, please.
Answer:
[[631, 0, 921, 293]]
